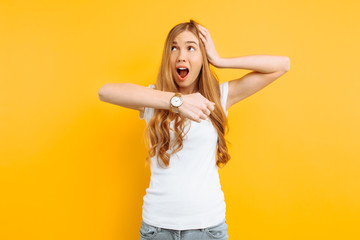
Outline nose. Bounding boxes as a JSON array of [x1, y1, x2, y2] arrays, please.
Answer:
[[176, 50, 186, 62]]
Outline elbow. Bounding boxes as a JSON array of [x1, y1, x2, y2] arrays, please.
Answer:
[[98, 84, 108, 101]]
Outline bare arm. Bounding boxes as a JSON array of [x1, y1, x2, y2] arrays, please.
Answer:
[[196, 24, 290, 111], [98, 83, 174, 112], [216, 55, 290, 110], [98, 83, 216, 123]]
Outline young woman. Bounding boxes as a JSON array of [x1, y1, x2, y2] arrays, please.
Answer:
[[98, 19, 290, 240]]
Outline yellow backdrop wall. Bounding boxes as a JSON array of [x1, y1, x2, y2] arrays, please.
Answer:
[[1, 0, 359, 239]]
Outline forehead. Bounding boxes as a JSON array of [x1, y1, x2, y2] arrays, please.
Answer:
[[172, 31, 199, 45]]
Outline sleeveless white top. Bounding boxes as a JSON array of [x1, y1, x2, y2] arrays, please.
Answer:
[[139, 81, 229, 230]]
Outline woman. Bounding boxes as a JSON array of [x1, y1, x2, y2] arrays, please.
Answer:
[[98, 19, 290, 240]]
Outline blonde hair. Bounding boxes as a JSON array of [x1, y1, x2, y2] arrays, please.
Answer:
[[144, 19, 231, 169]]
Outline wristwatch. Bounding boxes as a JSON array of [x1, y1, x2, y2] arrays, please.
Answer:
[[170, 92, 183, 113]]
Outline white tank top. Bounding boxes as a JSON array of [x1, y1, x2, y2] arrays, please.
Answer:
[[139, 81, 229, 230]]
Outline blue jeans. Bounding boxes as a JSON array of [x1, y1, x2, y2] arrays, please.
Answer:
[[139, 219, 229, 240]]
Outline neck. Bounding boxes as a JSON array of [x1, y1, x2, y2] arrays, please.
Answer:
[[179, 87, 199, 95], [178, 79, 199, 94]]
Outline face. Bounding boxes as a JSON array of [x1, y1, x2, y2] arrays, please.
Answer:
[[170, 30, 203, 94]]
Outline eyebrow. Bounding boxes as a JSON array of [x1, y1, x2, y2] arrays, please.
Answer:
[[172, 41, 199, 46]]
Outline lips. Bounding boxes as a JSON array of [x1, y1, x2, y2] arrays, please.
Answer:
[[176, 66, 189, 81]]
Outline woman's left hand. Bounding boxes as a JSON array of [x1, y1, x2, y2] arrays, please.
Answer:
[[197, 24, 223, 67]]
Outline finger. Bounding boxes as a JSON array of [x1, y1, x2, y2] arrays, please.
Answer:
[[199, 31, 207, 40], [198, 25, 205, 31], [199, 29, 206, 38], [199, 26, 209, 34], [198, 26, 208, 35], [194, 115, 202, 123], [203, 108, 211, 116], [198, 25, 207, 31], [207, 102, 215, 111], [199, 113, 207, 120], [199, 34, 206, 43], [199, 28, 207, 37]]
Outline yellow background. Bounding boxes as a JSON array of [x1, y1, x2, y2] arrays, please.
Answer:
[[1, 0, 359, 239]]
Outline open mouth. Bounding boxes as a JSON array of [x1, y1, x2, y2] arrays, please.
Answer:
[[176, 67, 189, 80]]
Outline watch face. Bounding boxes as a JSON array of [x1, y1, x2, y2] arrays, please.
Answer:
[[171, 96, 182, 107]]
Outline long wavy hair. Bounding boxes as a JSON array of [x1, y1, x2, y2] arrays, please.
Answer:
[[144, 19, 231, 169]]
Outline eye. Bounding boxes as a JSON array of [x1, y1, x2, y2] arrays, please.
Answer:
[[188, 46, 195, 51], [171, 46, 176, 51]]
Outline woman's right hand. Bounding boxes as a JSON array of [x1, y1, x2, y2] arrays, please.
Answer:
[[177, 93, 216, 123]]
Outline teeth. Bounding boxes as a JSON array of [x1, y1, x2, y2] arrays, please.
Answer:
[[178, 67, 187, 70]]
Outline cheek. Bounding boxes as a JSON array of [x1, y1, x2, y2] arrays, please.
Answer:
[[193, 57, 203, 71], [170, 56, 175, 65], [195, 54, 203, 65], [170, 57, 176, 71]]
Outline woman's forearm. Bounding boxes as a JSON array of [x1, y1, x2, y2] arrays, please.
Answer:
[[98, 83, 173, 110], [215, 55, 290, 73]]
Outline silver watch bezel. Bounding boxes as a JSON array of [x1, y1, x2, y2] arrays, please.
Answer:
[[170, 96, 183, 107]]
